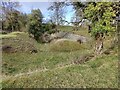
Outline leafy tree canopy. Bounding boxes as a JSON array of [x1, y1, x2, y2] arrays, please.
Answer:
[[84, 2, 116, 36]]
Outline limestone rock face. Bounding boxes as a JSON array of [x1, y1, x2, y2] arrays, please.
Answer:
[[51, 31, 89, 43], [41, 33, 52, 43]]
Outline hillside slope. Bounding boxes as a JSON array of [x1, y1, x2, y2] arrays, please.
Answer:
[[2, 28, 118, 88]]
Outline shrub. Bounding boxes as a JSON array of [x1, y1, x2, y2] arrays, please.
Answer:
[[27, 9, 43, 42], [49, 39, 86, 52], [42, 23, 56, 34], [28, 9, 56, 42]]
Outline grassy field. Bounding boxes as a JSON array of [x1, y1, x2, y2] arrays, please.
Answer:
[[1, 26, 118, 88], [2, 54, 118, 88]]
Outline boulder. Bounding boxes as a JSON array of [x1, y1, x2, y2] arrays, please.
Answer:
[[51, 31, 88, 43], [51, 31, 69, 39], [30, 49, 38, 54], [41, 33, 52, 43]]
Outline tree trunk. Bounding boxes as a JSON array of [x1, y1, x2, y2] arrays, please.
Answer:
[[95, 33, 104, 55], [11, 25, 13, 32]]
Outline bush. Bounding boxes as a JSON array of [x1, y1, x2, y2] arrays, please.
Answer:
[[49, 39, 86, 52], [42, 23, 56, 34], [28, 9, 56, 42], [27, 9, 43, 42]]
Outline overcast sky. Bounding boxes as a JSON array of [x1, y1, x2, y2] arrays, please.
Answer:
[[18, 2, 74, 23]]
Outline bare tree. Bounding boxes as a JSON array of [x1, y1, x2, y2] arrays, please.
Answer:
[[71, 15, 81, 31], [48, 1, 66, 31], [2, 2, 20, 20]]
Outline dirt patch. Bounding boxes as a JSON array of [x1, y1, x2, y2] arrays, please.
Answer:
[[73, 53, 94, 64], [2, 45, 16, 53], [2, 38, 38, 54]]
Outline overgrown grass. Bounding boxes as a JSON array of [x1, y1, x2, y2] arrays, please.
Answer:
[[58, 25, 90, 37], [0, 34, 16, 38], [2, 49, 91, 75], [58, 25, 73, 32], [2, 26, 118, 88], [49, 40, 86, 52], [2, 31, 91, 75], [0, 31, 25, 39], [2, 53, 118, 88]]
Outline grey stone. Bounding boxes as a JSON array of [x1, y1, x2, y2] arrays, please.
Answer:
[[51, 31, 89, 43]]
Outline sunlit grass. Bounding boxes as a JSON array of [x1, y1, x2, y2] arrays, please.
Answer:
[[2, 26, 118, 88], [2, 53, 118, 88], [49, 40, 86, 52], [0, 34, 17, 38], [0, 31, 25, 39]]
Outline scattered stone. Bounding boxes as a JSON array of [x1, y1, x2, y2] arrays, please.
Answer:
[[77, 39, 82, 44], [30, 49, 38, 54], [29, 34, 34, 39], [41, 33, 52, 43]]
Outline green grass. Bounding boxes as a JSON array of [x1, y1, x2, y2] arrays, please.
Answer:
[[0, 34, 17, 38], [58, 25, 90, 37], [2, 32, 91, 75], [49, 40, 87, 52], [2, 54, 118, 88], [0, 31, 25, 39], [2, 49, 91, 75], [2, 26, 118, 88], [58, 25, 73, 32]]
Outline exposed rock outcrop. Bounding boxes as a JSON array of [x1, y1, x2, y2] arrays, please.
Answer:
[[51, 31, 89, 43]]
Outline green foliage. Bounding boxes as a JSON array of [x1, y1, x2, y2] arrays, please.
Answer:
[[27, 9, 43, 42], [42, 23, 56, 34], [19, 13, 28, 28], [84, 2, 116, 36], [1, 2, 25, 32], [3, 10, 21, 31], [2, 11, 28, 32], [27, 9, 57, 42]]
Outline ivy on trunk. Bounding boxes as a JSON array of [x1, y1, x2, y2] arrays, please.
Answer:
[[84, 2, 117, 55]]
